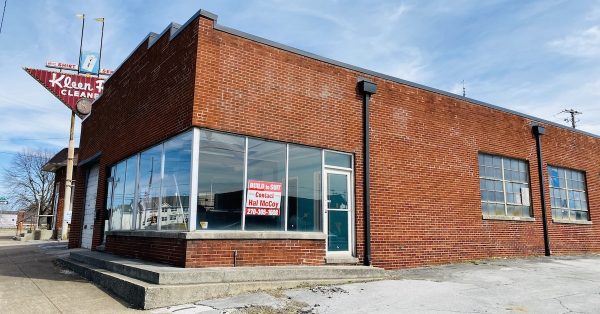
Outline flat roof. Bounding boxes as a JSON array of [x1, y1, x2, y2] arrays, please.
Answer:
[[101, 8, 600, 140]]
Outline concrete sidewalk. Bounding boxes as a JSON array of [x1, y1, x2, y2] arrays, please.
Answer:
[[155, 255, 600, 314], [0, 229, 140, 314]]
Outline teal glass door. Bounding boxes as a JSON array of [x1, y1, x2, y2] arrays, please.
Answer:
[[326, 170, 351, 253]]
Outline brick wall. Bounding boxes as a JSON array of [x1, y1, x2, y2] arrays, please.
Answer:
[[105, 236, 325, 267], [185, 239, 325, 267], [105, 235, 186, 267], [543, 127, 600, 254], [193, 16, 367, 263], [68, 17, 200, 249], [53, 167, 65, 239], [192, 14, 600, 269]]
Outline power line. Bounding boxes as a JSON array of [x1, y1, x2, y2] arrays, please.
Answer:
[[0, 137, 80, 142], [0, 0, 7, 34]]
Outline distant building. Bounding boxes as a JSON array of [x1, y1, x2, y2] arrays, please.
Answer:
[[42, 148, 79, 239], [0, 211, 17, 228]]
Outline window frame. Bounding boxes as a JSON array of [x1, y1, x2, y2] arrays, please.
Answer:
[[548, 165, 590, 222], [478, 153, 533, 219]]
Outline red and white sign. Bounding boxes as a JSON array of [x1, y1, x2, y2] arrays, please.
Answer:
[[24, 68, 105, 113], [245, 180, 282, 216], [46, 61, 114, 75]]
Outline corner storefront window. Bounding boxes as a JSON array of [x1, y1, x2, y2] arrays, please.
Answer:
[[287, 145, 322, 231], [161, 132, 193, 230], [106, 129, 353, 233], [197, 131, 245, 230], [137, 145, 162, 230], [121, 156, 137, 230], [245, 139, 287, 231]]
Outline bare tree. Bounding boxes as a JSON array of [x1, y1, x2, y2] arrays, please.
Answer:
[[2, 150, 55, 223]]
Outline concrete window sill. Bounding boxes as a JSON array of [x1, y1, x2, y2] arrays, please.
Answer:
[[105, 230, 327, 240], [552, 219, 592, 225], [483, 215, 535, 222]]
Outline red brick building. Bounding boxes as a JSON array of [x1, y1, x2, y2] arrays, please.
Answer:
[[68, 9, 600, 269]]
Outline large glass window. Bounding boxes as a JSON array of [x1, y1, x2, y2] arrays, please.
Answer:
[[245, 139, 287, 231], [549, 166, 589, 222], [137, 145, 162, 230], [287, 145, 322, 231], [106, 129, 353, 232], [479, 153, 531, 218], [121, 156, 137, 230], [110, 162, 125, 230], [161, 133, 192, 230], [197, 131, 245, 230]]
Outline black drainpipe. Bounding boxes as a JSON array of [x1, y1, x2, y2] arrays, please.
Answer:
[[358, 79, 377, 266], [533, 125, 551, 256]]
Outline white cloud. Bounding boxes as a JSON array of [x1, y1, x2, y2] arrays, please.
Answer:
[[548, 26, 600, 57]]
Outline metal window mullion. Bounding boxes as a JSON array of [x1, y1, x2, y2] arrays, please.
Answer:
[[120, 163, 126, 229], [241, 137, 248, 231], [563, 169, 572, 220], [132, 154, 140, 230], [321, 149, 326, 237], [108, 168, 115, 231], [501, 158, 508, 216], [157, 144, 165, 231], [189, 128, 200, 231], [284, 144, 289, 231]]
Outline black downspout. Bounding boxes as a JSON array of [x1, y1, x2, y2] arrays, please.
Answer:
[[533, 125, 551, 256], [358, 79, 377, 266]]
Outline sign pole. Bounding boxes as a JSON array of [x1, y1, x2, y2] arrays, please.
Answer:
[[60, 14, 85, 240], [61, 111, 76, 240]]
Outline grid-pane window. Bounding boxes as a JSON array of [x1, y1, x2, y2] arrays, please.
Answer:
[[549, 166, 589, 222], [479, 154, 531, 217]]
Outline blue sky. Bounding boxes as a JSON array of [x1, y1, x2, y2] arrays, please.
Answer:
[[0, 0, 599, 198]]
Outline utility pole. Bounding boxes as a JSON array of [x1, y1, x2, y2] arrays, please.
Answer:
[[560, 109, 582, 129]]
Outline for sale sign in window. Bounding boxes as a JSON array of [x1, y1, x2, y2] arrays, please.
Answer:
[[245, 180, 282, 216]]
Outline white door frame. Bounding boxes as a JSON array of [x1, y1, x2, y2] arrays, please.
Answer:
[[323, 168, 354, 257]]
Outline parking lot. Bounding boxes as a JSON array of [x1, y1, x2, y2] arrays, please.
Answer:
[[1, 229, 600, 313]]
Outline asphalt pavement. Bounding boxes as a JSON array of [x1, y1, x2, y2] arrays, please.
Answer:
[[2, 228, 600, 314]]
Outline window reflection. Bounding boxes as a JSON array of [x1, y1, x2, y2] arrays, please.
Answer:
[[161, 133, 192, 230], [121, 156, 137, 230], [244, 139, 286, 231], [137, 146, 162, 230], [110, 162, 125, 230], [197, 131, 245, 230], [287, 146, 322, 231]]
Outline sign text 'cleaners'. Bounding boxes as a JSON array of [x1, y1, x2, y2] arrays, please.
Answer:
[[245, 180, 282, 216]]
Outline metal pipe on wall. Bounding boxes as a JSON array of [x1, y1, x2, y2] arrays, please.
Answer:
[[533, 125, 551, 256], [358, 79, 377, 266]]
